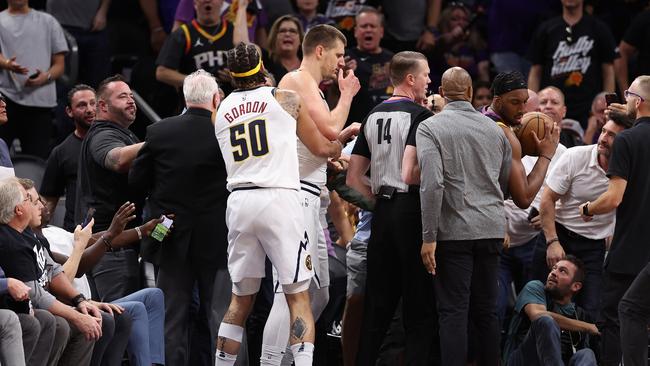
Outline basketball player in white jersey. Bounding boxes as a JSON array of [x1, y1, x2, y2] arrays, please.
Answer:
[[213, 43, 343, 366], [260, 24, 361, 365]]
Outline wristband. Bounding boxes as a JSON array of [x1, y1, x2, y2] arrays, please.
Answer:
[[540, 154, 552, 162], [72, 293, 87, 307], [151, 26, 164, 33], [135, 226, 143, 240], [46, 72, 52, 82], [546, 237, 559, 246]]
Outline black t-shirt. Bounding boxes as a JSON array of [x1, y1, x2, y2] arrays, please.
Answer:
[[622, 10, 650, 79], [40, 133, 82, 231], [76, 121, 141, 232], [346, 47, 394, 126], [156, 18, 235, 93], [605, 117, 650, 275], [0, 225, 42, 283], [527, 14, 617, 126]]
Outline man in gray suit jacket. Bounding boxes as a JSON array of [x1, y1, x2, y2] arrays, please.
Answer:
[[417, 67, 512, 366]]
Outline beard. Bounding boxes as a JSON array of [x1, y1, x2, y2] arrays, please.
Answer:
[[545, 283, 570, 301]]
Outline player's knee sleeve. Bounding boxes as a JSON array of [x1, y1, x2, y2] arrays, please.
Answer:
[[232, 278, 262, 296], [218, 323, 244, 343], [282, 278, 310, 294], [263, 294, 291, 348]]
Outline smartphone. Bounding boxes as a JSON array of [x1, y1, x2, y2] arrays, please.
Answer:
[[151, 215, 174, 242], [28, 71, 40, 79], [527, 207, 539, 222], [605, 93, 619, 106], [81, 207, 95, 227]]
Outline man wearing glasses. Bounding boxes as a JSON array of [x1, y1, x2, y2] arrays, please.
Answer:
[[577, 75, 650, 366]]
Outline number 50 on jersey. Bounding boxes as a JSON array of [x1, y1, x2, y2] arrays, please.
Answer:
[[229, 119, 269, 162]]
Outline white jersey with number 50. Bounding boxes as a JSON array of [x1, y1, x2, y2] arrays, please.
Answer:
[[215, 86, 300, 191]]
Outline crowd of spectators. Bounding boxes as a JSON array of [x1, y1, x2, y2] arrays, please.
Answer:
[[1, 0, 650, 365]]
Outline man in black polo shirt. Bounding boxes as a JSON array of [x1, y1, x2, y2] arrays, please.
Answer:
[[40, 84, 96, 231], [577, 75, 650, 366], [76, 75, 144, 302]]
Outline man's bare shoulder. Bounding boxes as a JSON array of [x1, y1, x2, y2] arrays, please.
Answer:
[[275, 89, 301, 120], [278, 69, 315, 92]]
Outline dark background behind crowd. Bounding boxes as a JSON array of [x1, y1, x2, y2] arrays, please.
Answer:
[[1, 0, 650, 366]]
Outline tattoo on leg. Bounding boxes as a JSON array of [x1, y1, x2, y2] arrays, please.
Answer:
[[217, 336, 227, 350], [291, 317, 307, 341]]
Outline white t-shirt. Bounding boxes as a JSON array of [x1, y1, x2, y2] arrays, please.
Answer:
[[0, 9, 68, 107], [42, 226, 92, 298], [545, 144, 615, 240]]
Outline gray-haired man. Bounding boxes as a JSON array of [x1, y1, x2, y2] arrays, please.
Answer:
[[130, 69, 233, 366]]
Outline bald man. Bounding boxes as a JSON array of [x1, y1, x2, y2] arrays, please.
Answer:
[[525, 89, 540, 113], [417, 67, 512, 366]]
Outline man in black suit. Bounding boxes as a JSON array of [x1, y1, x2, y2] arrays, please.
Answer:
[[129, 69, 232, 366]]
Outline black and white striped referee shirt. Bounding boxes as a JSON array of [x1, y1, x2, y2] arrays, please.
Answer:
[[351, 98, 433, 194]]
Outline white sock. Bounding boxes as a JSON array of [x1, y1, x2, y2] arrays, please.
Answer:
[[260, 344, 285, 366], [281, 345, 294, 366], [215, 349, 237, 366], [290, 342, 314, 366]]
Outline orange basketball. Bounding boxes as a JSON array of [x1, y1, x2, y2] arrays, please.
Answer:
[[515, 112, 552, 156]]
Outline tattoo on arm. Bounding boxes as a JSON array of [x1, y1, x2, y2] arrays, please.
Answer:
[[290, 316, 307, 341], [276, 90, 300, 120], [104, 148, 121, 171]]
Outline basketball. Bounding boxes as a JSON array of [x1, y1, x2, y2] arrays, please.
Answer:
[[515, 112, 552, 156]]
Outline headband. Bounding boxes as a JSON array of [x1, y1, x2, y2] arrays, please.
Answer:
[[230, 58, 263, 78], [492, 74, 527, 96]]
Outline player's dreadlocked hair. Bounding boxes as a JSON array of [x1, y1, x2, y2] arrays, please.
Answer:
[[227, 42, 266, 90]]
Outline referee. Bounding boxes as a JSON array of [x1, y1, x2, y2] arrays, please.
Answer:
[[347, 51, 438, 365]]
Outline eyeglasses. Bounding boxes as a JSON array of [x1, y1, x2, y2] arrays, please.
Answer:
[[25, 193, 43, 206], [624, 89, 645, 102]]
